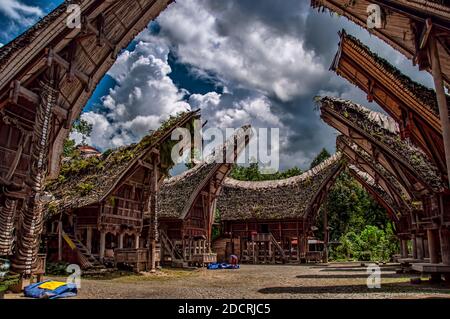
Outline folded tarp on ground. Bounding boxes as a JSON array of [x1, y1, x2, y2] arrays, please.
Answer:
[[207, 263, 240, 270], [24, 280, 77, 299]]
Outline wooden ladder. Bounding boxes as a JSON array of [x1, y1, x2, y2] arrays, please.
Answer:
[[269, 233, 287, 262], [63, 232, 105, 270], [159, 230, 183, 262]]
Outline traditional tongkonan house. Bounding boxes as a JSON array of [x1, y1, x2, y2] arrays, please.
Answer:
[[44, 111, 200, 272], [214, 154, 344, 264], [0, 0, 175, 284], [318, 96, 450, 280], [329, 29, 450, 273], [331, 30, 448, 177], [157, 125, 253, 267]]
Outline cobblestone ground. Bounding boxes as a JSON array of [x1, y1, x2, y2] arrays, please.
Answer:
[[5, 262, 450, 299]]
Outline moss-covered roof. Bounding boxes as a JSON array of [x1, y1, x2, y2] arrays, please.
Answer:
[[158, 125, 253, 219], [318, 96, 444, 192], [336, 30, 450, 117], [0, 1, 72, 68], [45, 110, 200, 214], [217, 154, 343, 221]]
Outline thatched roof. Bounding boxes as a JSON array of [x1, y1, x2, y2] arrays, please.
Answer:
[[318, 96, 444, 192], [217, 154, 343, 221], [45, 110, 200, 214], [0, 0, 174, 179], [333, 30, 449, 118], [158, 125, 253, 219], [0, 1, 71, 67], [311, 0, 450, 87]]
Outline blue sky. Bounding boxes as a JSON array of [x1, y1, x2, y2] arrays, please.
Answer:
[[0, 0, 436, 170]]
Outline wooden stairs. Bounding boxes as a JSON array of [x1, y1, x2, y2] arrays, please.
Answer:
[[63, 233, 105, 270], [159, 230, 187, 268]]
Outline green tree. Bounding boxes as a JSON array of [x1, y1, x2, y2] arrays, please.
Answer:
[[63, 138, 76, 158], [230, 162, 303, 181], [72, 119, 93, 145], [310, 148, 331, 169]]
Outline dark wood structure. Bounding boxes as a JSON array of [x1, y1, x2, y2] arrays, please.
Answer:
[[215, 154, 344, 264], [311, 0, 450, 86], [337, 135, 411, 227], [157, 126, 253, 267], [0, 0, 175, 278], [331, 30, 448, 176], [312, 2, 450, 278], [45, 111, 200, 271], [318, 97, 450, 278]]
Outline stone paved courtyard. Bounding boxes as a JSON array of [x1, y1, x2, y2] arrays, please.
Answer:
[[6, 262, 450, 299]]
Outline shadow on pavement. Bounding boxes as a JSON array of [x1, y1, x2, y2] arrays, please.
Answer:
[[258, 282, 450, 295]]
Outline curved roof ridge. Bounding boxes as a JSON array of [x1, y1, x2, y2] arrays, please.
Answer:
[[223, 153, 342, 190], [340, 30, 448, 117], [163, 124, 253, 186]]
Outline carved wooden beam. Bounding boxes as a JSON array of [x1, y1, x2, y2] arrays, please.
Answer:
[[8, 80, 69, 122], [47, 48, 91, 89]]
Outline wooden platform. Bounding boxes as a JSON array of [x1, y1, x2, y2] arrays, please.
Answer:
[[412, 263, 450, 274], [398, 258, 430, 265]]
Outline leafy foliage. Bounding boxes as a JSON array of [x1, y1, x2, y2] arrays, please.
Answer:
[[307, 147, 398, 261], [330, 224, 399, 262], [72, 119, 93, 146], [230, 162, 303, 181], [323, 172, 390, 242], [310, 148, 331, 169]]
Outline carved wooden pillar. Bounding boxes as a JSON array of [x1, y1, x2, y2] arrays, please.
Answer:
[[11, 71, 57, 276], [147, 154, 159, 272], [0, 196, 18, 256]]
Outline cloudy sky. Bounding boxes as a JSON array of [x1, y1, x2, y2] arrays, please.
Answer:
[[0, 0, 436, 170]]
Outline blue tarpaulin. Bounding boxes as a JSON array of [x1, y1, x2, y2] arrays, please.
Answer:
[[24, 280, 77, 299], [207, 263, 240, 270]]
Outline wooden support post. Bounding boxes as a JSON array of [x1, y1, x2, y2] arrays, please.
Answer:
[[416, 236, 424, 260], [135, 234, 140, 249], [424, 239, 430, 259], [119, 233, 124, 249], [86, 227, 92, 253], [400, 239, 409, 258], [412, 235, 418, 259], [58, 221, 63, 262], [323, 209, 329, 264], [439, 227, 450, 265], [429, 36, 450, 188], [428, 229, 440, 264], [99, 231, 106, 261]]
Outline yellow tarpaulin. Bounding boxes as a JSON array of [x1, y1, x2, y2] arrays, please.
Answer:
[[39, 281, 67, 291]]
